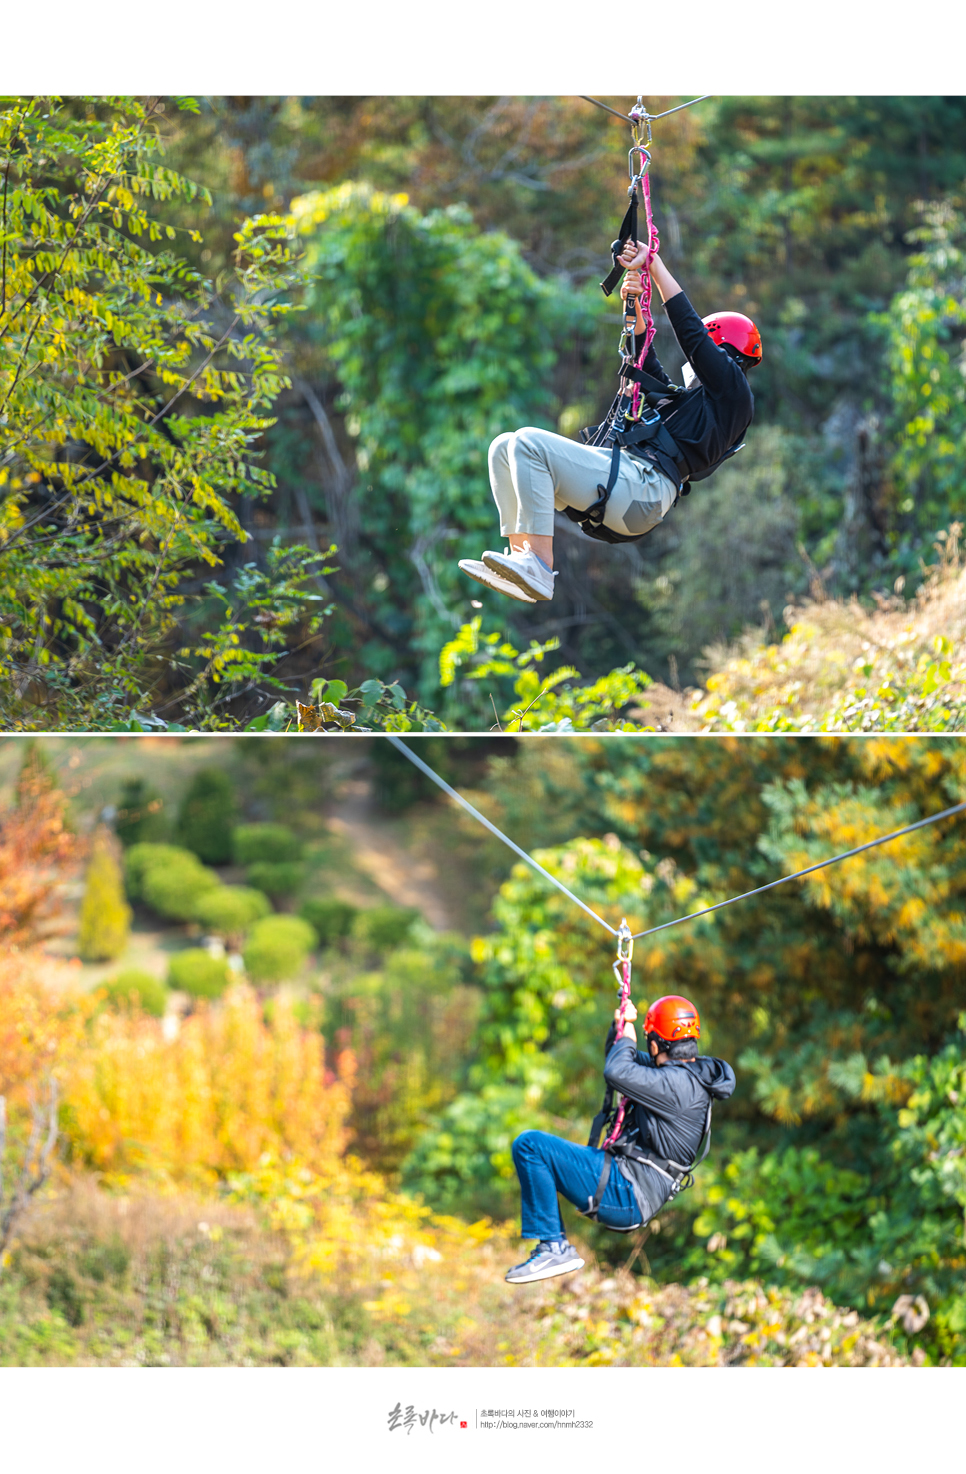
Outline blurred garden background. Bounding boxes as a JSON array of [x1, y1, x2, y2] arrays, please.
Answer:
[[4, 97, 966, 731], [1, 732, 965, 1364]]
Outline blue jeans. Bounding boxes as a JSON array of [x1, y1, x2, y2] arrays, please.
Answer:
[[511, 1129, 643, 1242]]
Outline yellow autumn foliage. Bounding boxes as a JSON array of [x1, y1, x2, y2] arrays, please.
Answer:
[[0, 949, 91, 1101], [62, 985, 354, 1186]]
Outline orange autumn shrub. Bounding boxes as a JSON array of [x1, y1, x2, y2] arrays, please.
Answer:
[[0, 764, 78, 946], [63, 986, 355, 1186]]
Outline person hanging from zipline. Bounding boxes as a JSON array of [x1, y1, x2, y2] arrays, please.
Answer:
[[459, 242, 762, 605], [504, 993, 735, 1284]]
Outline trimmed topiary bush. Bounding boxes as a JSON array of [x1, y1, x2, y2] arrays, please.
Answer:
[[175, 768, 237, 865], [243, 860, 305, 902], [141, 857, 219, 923], [352, 904, 420, 953], [124, 843, 196, 902], [232, 823, 303, 865], [100, 968, 168, 1018], [298, 897, 358, 947], [115, 778, 166, 847], [242, 915, 318, 985], [194, 886, 272, 944], [167, 949, 230, 999], [78, 827, 132, 962]]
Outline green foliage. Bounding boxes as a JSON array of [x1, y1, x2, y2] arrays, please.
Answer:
[[294, 676, 447, 734], [99, 968, 168, 1018], [123, 842, 196, 901], [298, 897, 358, 947], [77, 829, 131, 962], [401, 1083, 536, 1216], [243, 862, 305, 902], [0, 97, 321, 731], [242, 914, 317, 985], [439, 618, 654, 731], [138, 850, 219, 922], [883, 199, 966, 566], [114, 778, 166, 847], [167, 948, 230, 999], [194, 886, 272, 943], [351, 905, 420, 954], [288, 182, 600, 701], [232, 822, 302, 865], [321, 932, 479, 1175], [176, 768, 236, 864]]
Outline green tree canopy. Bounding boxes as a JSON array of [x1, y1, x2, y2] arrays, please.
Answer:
[[0, 96, 329, 730]]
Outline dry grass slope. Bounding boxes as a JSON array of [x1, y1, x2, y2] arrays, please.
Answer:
[[691, 527, 966, 732]]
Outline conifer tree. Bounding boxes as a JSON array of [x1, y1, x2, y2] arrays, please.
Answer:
[[175, 769, 237, 865], [78, 828, 132, 963]]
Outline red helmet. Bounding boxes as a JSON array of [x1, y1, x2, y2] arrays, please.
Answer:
[[702, 311, 762, 365], [643, 995, 701, 1043]]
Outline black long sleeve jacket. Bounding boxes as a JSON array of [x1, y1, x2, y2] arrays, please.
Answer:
[[636, 291, 755, 487]]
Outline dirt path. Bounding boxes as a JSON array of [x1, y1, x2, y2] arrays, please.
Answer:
[[325, 777, 453, 931]]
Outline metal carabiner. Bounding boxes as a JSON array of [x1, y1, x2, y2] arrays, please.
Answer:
[[628, 144, 651, 190], [613, 918, 634, 998]]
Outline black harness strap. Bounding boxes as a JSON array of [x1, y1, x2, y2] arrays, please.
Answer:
[[600, 187, 639, 297]]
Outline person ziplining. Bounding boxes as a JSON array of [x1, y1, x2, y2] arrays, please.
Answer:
[[506, 989, 735, 1283], [507, 917, 735, 1284], [459, 96, 762, 606]]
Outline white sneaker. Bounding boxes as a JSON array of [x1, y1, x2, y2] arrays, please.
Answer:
[[482, 546, 556, 602], [458, 558, 536, 603]]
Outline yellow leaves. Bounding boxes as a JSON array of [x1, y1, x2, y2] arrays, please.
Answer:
[[61, 985, 353, 1184]]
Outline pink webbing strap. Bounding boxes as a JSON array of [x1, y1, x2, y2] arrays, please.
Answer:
[[601, 948, 633, 1151], [630, 169, 660, 419]]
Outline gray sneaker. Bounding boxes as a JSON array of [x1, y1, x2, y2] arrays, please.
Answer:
[[505, 1239, 585, 1284], [458, 558, 537, 603]]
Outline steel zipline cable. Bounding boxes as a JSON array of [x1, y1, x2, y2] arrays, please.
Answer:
[[385, 736, 966, 943]]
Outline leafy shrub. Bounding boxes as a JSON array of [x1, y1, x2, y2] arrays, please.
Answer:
[[232, 823, 303, 865], [175, 769, 237, 865], [78, 828, 131, 962], [141, 857, 220, 923], [100, 969, 168, 1019], [194, 886, 272, 943], [123, 844, 197, 903], [352, 905, 420, 953], [167, 949, 230, 1000], [244, 861, 306, 902], [114, 779, 166, 848], [439, 618, 654, 732], [299, 897, 358, 947], [243, 915, 318, 985]]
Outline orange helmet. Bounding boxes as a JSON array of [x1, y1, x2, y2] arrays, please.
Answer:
[[702, 311, 762, 366], [643, 995, 701, 1044]]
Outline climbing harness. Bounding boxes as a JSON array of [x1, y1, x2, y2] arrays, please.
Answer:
[[385, 736, 966, 945]]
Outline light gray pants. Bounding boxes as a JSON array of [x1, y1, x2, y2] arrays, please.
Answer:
[[488, 426, 679, 541]]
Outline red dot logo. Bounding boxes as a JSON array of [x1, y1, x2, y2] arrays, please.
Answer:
[[460, 1421, 467, 1429]]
